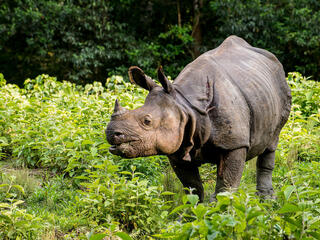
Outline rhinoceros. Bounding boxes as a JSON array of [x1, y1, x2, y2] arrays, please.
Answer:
[[106, 36, 291, 202]]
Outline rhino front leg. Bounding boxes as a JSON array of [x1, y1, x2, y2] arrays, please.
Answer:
[[169, 158, 204, 202], [214, 148, 246, 197], [256, 149, 275, 198]]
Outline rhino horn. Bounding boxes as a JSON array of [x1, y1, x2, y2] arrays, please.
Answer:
[[114, 99, 120, 112], [112, 99, 128, 117]]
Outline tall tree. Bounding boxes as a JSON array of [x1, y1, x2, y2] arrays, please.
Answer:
[[190, 0, 203, 59]]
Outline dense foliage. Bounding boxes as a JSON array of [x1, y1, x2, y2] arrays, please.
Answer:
[[0, 72, 319, 239], [1, 0, 320, 85]]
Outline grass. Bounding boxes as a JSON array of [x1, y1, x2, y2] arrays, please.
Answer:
[[0, 168, 41, 195]]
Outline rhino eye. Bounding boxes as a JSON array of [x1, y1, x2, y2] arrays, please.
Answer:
[[143, 116, 152, 126]]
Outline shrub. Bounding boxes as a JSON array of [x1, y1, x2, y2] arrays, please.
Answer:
[[0, 71, 319, 239], [75, 161, 171, 238], [156, 172, 320, 239], [0, 178, 43, 239], [278, 72, 320, 162], [0, 74, 148, 177]]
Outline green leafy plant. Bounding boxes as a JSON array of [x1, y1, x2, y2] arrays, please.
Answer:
[[156, 182, 320, 239], [0, 73, 5, 87], [0, 71, 319, 239], [278, 72, 320, 162], [75, 161, 171, 238], [0, 177, 43, 239]]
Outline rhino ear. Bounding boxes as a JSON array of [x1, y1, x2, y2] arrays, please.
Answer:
[[157, 66, 173, 93], [128, 66, 157, 91]]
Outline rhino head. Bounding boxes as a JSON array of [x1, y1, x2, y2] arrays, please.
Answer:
[[106, 66, 198, 160]]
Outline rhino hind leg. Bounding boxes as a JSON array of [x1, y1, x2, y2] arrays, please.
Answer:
[[256, 149, 275, 198], [213, 148, 246, 198], [169, 159, 204, 202]]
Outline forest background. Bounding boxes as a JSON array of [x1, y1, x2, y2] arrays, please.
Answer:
[[1, 0, 320, 85]]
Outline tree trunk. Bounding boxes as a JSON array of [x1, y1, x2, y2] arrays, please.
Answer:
[[177, 0, 182, 27], [190, 0, 203, 59]]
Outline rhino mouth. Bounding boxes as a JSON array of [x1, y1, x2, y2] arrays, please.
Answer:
[[109, 140, 139, 157]]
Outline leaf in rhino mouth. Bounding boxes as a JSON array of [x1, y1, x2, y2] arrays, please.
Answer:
[[110, 141, 134, 153], [110, 142, 135, 157], [119, 142, 131, 153]]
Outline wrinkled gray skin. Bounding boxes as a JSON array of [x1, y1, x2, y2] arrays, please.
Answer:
[[106, 36, 291, 202]]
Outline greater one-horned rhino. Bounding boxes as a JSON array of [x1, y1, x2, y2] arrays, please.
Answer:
[[106, 36, 291, 202]]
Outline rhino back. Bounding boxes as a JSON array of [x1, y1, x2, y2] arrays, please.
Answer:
[[174, 36, 291, 158]]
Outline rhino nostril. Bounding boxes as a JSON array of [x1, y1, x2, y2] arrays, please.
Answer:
[[114, 131, 124, 137]]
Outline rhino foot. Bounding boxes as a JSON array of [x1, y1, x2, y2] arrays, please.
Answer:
[[256, 188, 276, 200]]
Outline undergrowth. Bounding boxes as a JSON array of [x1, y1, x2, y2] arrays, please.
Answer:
[[0, 72, 319, 239]]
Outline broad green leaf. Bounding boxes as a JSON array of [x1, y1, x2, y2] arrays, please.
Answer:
[[246, 210, 263, 222], [169, 204, 191, 216], [278, 203, 300, 214], [115, 232, 133, 240], [152, 233, 177, 238], [92, 164, 104, 169], [82, 140, 94, 146], [283, 185, 295, 201], [13, 200, 24, 206], [0, 214, 12, 223], [119, 171, 132, 176], [308, 231, 320, 239], [305, 91, 313, 100], [187, 194, 199, 206], [192, 203, 207, 219], [98, 143, 109, 149], [234, 203, 245, 213], [74, 176, 90, 180], [207, 230, 219, 240], [161, 191, 175, 196], [65, 141, 74, 148], [90, 147, 97, 156], [89, 233, 107, 240], [0, 203, 11, 208], [125, 203, 135, 207], [283, 216, 301, 227], [12, 185, 25, 195]]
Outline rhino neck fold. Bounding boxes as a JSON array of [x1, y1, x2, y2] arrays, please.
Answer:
[[174, 87, 208, 115], [172, 87, 212, 160]]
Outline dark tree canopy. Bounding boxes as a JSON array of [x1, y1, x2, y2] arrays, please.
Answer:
[[0, 0, 319, 85]]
